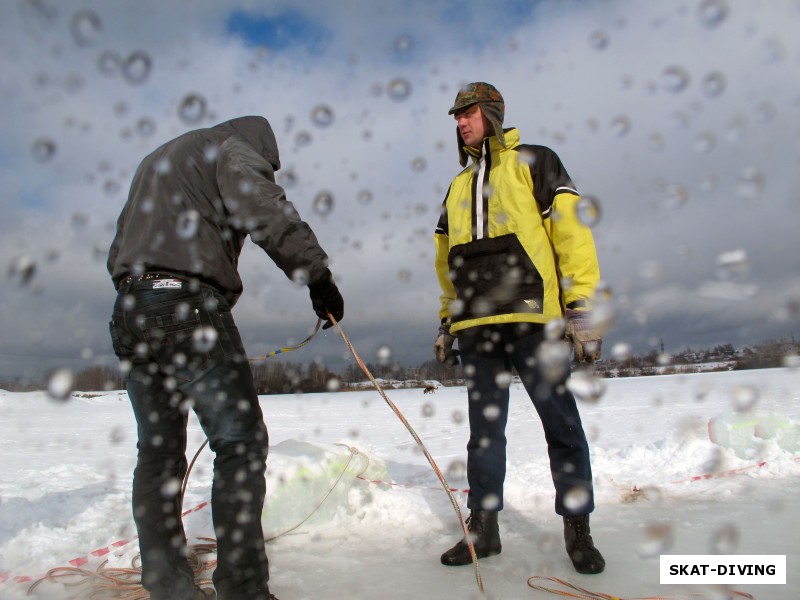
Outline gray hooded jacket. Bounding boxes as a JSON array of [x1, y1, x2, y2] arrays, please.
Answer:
[[107, 116, 330, 306]]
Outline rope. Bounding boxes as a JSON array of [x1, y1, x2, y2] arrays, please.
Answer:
[[527, 576, 755, 599], [27, 446, 363, 598], [247, 318, 322, 361], [181, 319, 324, 501], [328, 312, 485, 594]]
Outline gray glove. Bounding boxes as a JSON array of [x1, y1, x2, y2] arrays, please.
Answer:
[[433, 323, 459, 366], [565, 309, 602, 363]]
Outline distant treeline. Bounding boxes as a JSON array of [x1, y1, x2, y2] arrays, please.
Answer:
[[1, 337, 797, 394]]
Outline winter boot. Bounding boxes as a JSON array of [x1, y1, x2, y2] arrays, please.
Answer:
[[563, 514, 605, 574], [440, 509, 502, 566]]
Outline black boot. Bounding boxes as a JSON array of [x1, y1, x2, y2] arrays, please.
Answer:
[[440, 510, 502, 566], [563, 514, 605, 574]]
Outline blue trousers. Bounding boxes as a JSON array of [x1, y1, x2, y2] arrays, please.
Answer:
[[110, 275, 270, 600], [457, 323, 595, 517]]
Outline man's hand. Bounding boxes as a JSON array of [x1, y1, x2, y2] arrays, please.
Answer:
[[565, 309, 602, 364], [308, 271, 344, 330], [433, 323, 459, 365]]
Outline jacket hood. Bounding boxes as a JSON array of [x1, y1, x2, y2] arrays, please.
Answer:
[[212, 116, 281, 171]]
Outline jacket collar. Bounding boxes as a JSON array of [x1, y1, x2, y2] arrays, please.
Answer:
[[463, 127, 519, 163]]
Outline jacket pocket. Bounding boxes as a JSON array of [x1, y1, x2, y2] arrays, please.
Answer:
[[448, 233, 544, 321]]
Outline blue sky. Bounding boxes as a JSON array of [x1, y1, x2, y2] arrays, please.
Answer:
[[1, 0, 799, 380], [226, 8, 331, 53]]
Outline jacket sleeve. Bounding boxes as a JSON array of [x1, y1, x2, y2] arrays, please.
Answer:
[[548, 191, 600, 310], [528, 145, 600, 309], [216, 136, 330, 285], [434, 196, 456, 323]]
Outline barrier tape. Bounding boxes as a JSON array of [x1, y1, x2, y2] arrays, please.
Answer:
[[0, 500, 211, 586], [527, 575, 755, 599]]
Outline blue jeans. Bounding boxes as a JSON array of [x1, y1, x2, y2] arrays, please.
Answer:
[[457, 323, 595, 517], [110, 275, 270, 600]]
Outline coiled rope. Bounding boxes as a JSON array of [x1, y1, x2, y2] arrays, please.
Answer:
[[27, 445, 365, 598]]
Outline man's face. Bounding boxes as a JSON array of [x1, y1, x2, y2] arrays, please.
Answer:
[[454, 104, 489, 148]]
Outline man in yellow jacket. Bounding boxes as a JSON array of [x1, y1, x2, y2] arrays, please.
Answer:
[[434, 82, 605, 574]]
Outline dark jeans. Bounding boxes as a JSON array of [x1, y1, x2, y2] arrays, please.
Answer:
[[458, 323, 595, 517], [110, 275, 270, 600]]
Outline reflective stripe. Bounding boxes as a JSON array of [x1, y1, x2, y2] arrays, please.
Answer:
[[475, 151, 486, 239]]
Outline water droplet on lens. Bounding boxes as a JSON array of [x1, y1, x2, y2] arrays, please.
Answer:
[[709, 523, 739, 554], [326, 377, 341, 392], [161, 478, 181, 497], [576, 195, 602, 227], [647, 132, 666, 152], [422, 402, 435, 417], [693, 131, 716, 153], [564, 486, 591, 512], [376, 345, 392, 365], [481, 494, 500, 510], [32, 138, 57, 163], [295, 131, 312, 147], [610, 115, 632, 137], [122, 51, 152, 85], [310, 104, 334, 127], [661, 65, 691, 93], [394, 34, 413, 54], [545, 318, 566, 341], [47, 368, 74, 401], [192, 326, 218, 353], [446, 459, 466, 481], [387, 78, 412, 101], [70, 9, 101, 47], [9, 255, 37, 286], [566, 371, 606, 403], [494, 371, 513, 389], [663, 183, 689, 209], [715, 248, 748, 278], [176, 210, 199, 239], [589, 30, 609, 50], [736, 168, 765, 199], [697, 0, 729, 29], [611, 342, 632, 362], [702, 71, 726, 97], [312, 191, 334, 217], [178, 93, 207, 124], [97, 51, 121, 76], [136, 117, 156, 137], [638, 521, 673, 558], [277, 169, 298, 189], [291, 269, 310, 286], [357, 189, 373, 204], [731, 385, 759, 411], [537, 340, 571, 383], [410, 157, 427, 172]]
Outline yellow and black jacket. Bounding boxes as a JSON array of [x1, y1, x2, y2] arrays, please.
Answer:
[[434, 128, 600, 333]]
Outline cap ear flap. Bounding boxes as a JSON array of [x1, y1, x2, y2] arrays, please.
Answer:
[[456, 127, 468, 167], [480, 102, 506, 148]]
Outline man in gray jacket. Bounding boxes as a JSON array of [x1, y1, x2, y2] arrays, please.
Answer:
[[108, 116, 343, 600]]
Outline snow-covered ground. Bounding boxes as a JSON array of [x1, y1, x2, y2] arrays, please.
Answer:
[[1, 368, 798, 599]]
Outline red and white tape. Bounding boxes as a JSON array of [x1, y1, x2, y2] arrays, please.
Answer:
[[0, 500, 210, 586]]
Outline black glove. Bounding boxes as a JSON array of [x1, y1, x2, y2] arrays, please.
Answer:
[[308, 271, 344, 330]]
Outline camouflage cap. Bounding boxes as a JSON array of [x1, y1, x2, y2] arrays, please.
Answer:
[[448, 82, 504, 115]]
